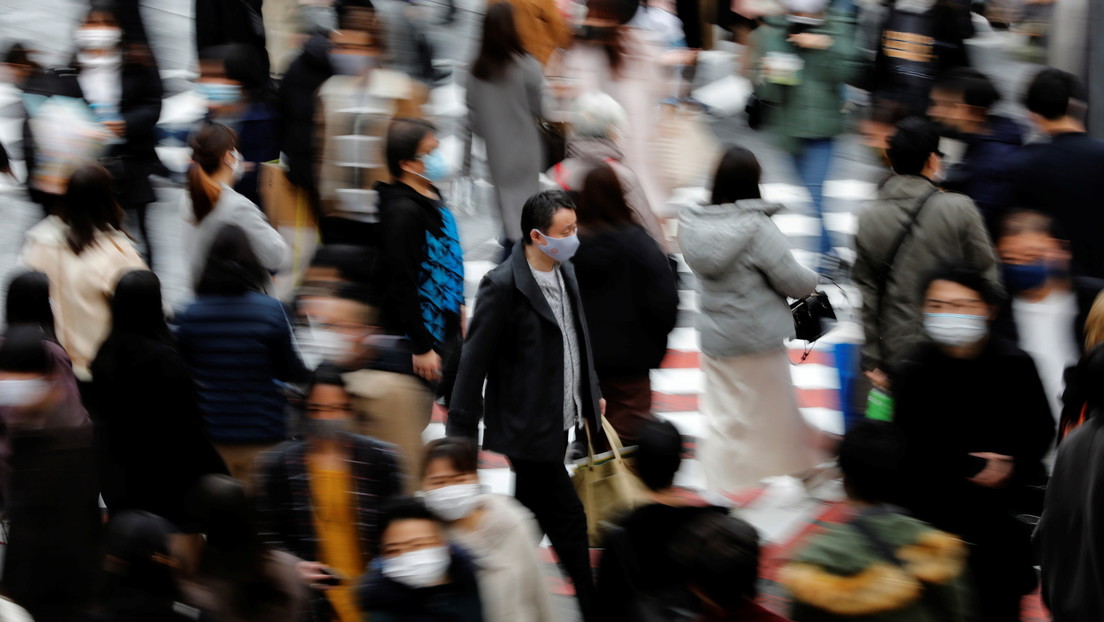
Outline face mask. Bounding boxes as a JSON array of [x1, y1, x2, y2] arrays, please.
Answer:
[[422, 484, 485, 522], [1003, 261, 1048, 293], [417, 149, 450, 183], [533, 230, 580, 263], [0, 377, 51, 407], [228, 150, 245, 183], [330, 52, 374, 76], [296, 322, 356, 369], [308, 417, 353, 441], [383, 546, 451, 589], [74, 27, 122, 50], [78, 51, 122, 69], [196, 82, 242, 105], [924, 313, 988, 347]]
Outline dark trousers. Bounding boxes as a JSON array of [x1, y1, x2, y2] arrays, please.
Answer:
[[598, 374, 655, 447], [511, 457, 596, 622]]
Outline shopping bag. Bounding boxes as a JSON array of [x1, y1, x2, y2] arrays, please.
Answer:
[[572, 415, 650, 546]]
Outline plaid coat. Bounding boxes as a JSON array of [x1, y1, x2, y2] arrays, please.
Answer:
[[254, 434, 402, 621]]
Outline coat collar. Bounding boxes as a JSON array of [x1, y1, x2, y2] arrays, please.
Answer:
[[511, 245, 560, 326]]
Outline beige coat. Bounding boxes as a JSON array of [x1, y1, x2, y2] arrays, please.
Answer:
[[21, 216, 146, 380]]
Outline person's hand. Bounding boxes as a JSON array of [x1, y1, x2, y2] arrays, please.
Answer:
[[967, 452, 1014, 488], [599, 398, 606, 416], [413, 350, 442, 382], [103, 120, 126, 138], [865, 369, 890, 391], [788, 33, 833, 50], [295, 561, 335, 591], [459, 305, 468, 340]]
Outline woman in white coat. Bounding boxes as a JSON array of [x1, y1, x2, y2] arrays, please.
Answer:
[[420, 437, 555, 622]]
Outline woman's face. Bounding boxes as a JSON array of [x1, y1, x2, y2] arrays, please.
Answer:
[[422, 457, 479, 492]]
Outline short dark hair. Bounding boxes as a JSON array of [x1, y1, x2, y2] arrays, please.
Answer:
[[310, 244, 378, 285], [933, 67, 1001, 110], [710, 146, 762, 205], [422, 437, 480, 478], [0, 326, 52, 374], [887, 117, 941, 176], [634, 418, 683, 491], [996, 209, 1058, 242], [671, 513, 761, 605], [386, 118, 436, 179], [838, 420, 905, 504], [5, 271, 56, 340], [196, 225, 267, 296], [62, 162, 125, 255], [577, 163, 636, 228], [1024, 67, 1083, 121], [111, 270, 171, 343], [379, 497, 441, 536], [920, 260, 1002, 306], [520, 190, 575, 245]]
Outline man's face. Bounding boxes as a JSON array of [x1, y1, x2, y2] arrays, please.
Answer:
[[928, 88, 981, 135], [542, 208, 578, 239], [923, 279, 990, 319], [381, 519, 446, 558], [402, 134, 439, 180], [997, 230, 1057, 266], [301, 297, 377, 368]]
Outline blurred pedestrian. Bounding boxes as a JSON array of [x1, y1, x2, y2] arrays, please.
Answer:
[[184, 121, 288, 295], [194, 0, 269, 77], [679, 146, 822, 494], [4, 271, 57, 341], [0, 327, 101, 622], [254, 368, 402, 622], [420, 438, 554, 622], [548, 92, 666, 247], [448, 190, 601, 621], [893, 263, 1054, 622], [1009, 68, 1104, 279], [596, 418, 728, 620], [853, 117, 999, 386], [927, 68, 1024, 228], [573, 164, 678, 445], [278, 30, 335, 221], [175, 225, 307, 482], [20, 162, 146, 383], [184, 475, 306, 622], [90, 271, 228, 532], [464, 2, 545, 253], [781, 420, 973, 622], [358, 497, 484, 621], [747, 0, 861, 272], [488, 0, 572, 64]]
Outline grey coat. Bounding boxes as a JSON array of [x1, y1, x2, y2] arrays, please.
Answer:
[[853, 175, 1001, 372], [679, 200, 818, 358], [465, 54, 544, 243], [189, 184, 289, 294]]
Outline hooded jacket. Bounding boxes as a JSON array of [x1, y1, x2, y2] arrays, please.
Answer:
[[941, 114, 1025, 222], [679, 200, 818, 358]]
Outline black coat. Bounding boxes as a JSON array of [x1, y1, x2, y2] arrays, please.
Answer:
[[447, 248, 602, 462], [89, 334, 228, 530], [572, 224, 678, 376], [278, 34, 333, 215]]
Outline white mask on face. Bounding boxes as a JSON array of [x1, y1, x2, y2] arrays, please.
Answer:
[[382, 546, 451, 589], [74, 27, 122, 50], [228, 150, 245, 183], [0, 377, 51, 407], [422, 484, 486, 522], [924, 313, 988, 347]]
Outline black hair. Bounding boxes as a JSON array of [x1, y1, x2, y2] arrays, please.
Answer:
[[887, 116, 942, 176], [90, 511, 183, 622], [309, 363, 347, 392], [0, 326, 52, 374], [187, 121, 238, 223], [471, 2, 526, 82], [578, 163, 635, 228], [5, 271, 56, 341], [1024, 67, 1083, 121], [710, 146, 762, 205], [110, 270, 171, 344], [1078, 344, 1104, 414], [196, 225, 268, 296], [670, 513, 761, 607], [310, 244, 378, 284], [933, 67, 1001, 110], [62, 162, 126, 255], [838, 420, 906, 504], [634, 418, 683, 492], [380, 496, 441, 537], [996, 208, 1060, 242], [920, 260, 1002, 306], [198, 44, 268, 101], [386, 118, 436, 180], [520, 190, 576, 245], [336, 0, 377, 27], [422, 437, 480, 478]]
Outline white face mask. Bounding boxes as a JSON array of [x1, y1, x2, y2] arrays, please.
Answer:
[[74, 27, 122, 50], [228, 150, 245, 184], [924, 313, 988, 347], [0, 377, 51, 407], [422, 484, 485, 522], [295, 321, 358, 369], [382, 546, 451, 589]]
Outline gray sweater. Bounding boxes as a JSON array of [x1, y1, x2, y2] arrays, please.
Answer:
[[188, 184, 289, 294], [679, 200, 818, 358]]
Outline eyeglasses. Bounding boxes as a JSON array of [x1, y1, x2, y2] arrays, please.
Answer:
[[305, 403, 354, 415]]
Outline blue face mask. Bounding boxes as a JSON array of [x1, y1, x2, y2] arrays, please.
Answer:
[[417, 149, 450, 183], [196, 82, 242, 105], [329, 52, 374, 76], [1003, 261, 1049, 293]]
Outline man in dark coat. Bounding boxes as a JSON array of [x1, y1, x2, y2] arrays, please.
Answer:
[[448, 189, 602, 621], [278, 32, 333, 220]]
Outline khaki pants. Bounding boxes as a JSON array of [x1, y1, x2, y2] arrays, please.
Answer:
[[214, 443, 280, 487], [344, 370, 435, 494]]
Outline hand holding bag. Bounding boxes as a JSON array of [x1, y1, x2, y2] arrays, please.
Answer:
[[791, 290, 837, 342], [572, 415, 649, 546]]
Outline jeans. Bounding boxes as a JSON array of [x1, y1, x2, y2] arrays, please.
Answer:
[[791, 137, 836, 257]]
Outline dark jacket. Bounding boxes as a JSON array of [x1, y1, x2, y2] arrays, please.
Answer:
[[89, 334, 228, 529], [175, 292, 307, 444], [447, 248, 603, 462], [255, 434, 402, 622], [194, 0, 269, 77], [573, 224, 678, 376], [359, 545, 484, 622], [278, 34, 333, 216], [1009, 132, 1104, 278], [941, 114, 1024, 223], [216, 98, 281, 206]]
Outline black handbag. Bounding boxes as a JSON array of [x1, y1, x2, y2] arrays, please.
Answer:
[[745, 93, 770, 130], [537, 118, 568, 169], [791, 291, 837, 342]]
